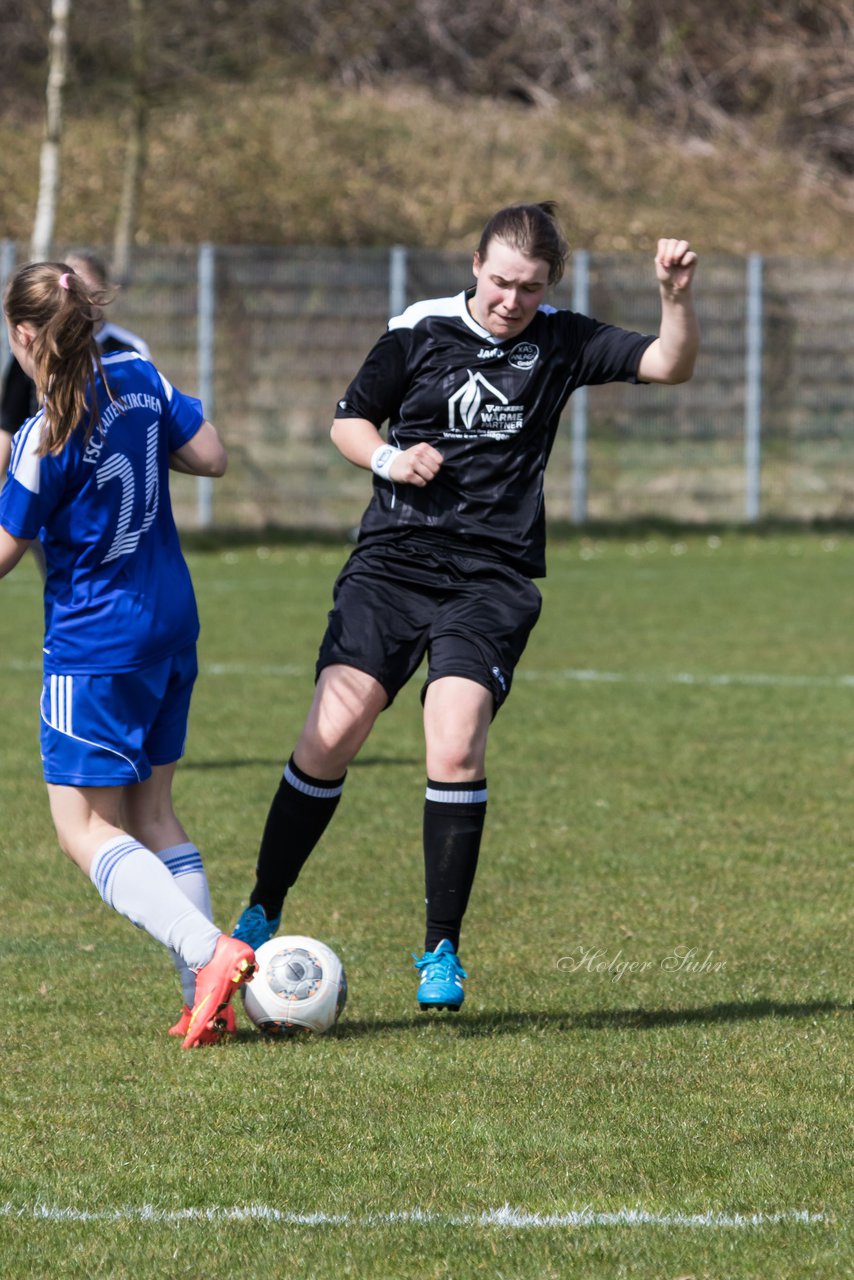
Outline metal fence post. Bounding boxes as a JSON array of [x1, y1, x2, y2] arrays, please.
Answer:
[[0, 240, 16, 371], [570, 248, 590, 524], [389, 245, 407, 319], [744, 252, 763, 522], [196, 242, 215, 528]]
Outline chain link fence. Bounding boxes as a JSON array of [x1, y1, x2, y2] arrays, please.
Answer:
[[3, 242, 852, 529]]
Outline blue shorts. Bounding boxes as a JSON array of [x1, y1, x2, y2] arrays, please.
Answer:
[[39, 645, 198, 787]]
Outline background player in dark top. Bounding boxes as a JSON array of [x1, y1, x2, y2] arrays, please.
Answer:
[[0, 260, 254, 1048], [233, 202, 699, 1010]]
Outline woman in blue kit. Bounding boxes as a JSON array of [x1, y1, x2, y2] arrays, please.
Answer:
[[0, 261, 254, 1048]]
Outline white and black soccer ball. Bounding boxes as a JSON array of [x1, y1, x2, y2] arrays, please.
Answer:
[[243, 935, 347, 1036]]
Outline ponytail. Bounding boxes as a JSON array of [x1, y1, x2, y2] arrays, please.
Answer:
[[3, 261, 111, 455]]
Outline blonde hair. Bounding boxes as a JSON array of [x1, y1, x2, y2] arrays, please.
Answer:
[[3, 261, 111, 455]]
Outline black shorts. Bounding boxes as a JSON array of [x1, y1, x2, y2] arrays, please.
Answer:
[[316, 535, 543, 712]]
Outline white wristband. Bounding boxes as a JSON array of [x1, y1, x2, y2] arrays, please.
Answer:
[[370, 443, 402, 480]]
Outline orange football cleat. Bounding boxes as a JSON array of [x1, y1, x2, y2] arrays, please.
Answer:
[[169, 1002, 237, 1039], [182, 936, 255, 1049]]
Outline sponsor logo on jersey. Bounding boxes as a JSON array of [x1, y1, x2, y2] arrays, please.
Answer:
[[477, 347, 503, 360], [508, 342, 539, 370], [446, 370, 524, 440]]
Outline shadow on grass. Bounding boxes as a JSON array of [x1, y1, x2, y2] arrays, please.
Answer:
[[349, 756, 422, 768], [180, 758, 283, 770], [181, 754, 420, 771], [326, 999, 851, 1040]]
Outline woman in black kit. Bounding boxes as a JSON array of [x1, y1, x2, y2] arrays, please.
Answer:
[[233, 202, 699, 1010]]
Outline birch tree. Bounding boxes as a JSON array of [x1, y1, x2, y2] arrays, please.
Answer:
[[112, 0, 148, 283], [30, 0, 71, 262]]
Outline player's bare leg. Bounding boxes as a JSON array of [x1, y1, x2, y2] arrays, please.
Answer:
[[122, 761, 188, 851], [423, 676, 492, 781], [48, 782, 128, 874], [234, 665, 388, 948], [294, 664, 388, 778]]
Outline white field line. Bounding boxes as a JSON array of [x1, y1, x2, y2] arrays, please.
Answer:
[[519, 669, 854, 689], [6, 658, 854, 690], [139, 664, 854, 690], [0, 1202, 828, 1229], [8, 660, 854, 691]]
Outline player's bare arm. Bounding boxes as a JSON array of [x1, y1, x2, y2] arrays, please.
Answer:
[[331, 416, 443, 488], [169, 420, 228, 476], [0, 432, 11, 480], [0, 526, 33, 578], [636, 238, 700, 385]]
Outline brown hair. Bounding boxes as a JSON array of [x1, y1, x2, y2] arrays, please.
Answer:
[[476, 201, 569, 286], [64, 248, 111, 292], [3, 261, 111, 455]]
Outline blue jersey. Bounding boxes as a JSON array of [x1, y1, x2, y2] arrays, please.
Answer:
[[0, 352, 205, 674]]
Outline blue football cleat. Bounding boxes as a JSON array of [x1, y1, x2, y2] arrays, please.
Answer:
[[414, 938, 467, 1011], [232, 903, 281, 949]]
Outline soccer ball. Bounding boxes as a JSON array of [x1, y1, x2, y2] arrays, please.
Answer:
[[242, 935, 347, 1036]]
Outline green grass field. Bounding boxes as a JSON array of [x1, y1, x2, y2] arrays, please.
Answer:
[[0, 532, 850, 1278]]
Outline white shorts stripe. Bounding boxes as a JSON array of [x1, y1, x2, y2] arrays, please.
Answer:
[[39, 684, 142, 782]]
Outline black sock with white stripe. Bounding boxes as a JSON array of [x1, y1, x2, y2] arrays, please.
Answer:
[[249, 755, 346, 919], [423, 778, 487, 953]]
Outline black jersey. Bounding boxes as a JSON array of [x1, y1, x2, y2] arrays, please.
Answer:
[[336, 289, 655, 576], [0, 357, 37, 435]]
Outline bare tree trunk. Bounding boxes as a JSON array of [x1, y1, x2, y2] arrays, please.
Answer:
[[31, 0, 71, 262], [112, 0, 149, 283]]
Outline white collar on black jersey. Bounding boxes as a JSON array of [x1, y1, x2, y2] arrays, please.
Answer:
[[459, 288, 558, 342], [459, 288, 503, 344], [389, 290, 504, 345], [388, 288, 556, 346]]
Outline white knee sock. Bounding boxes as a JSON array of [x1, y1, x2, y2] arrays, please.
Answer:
[[89, 836, 220, 973], [155, 842, 214, 1006]]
